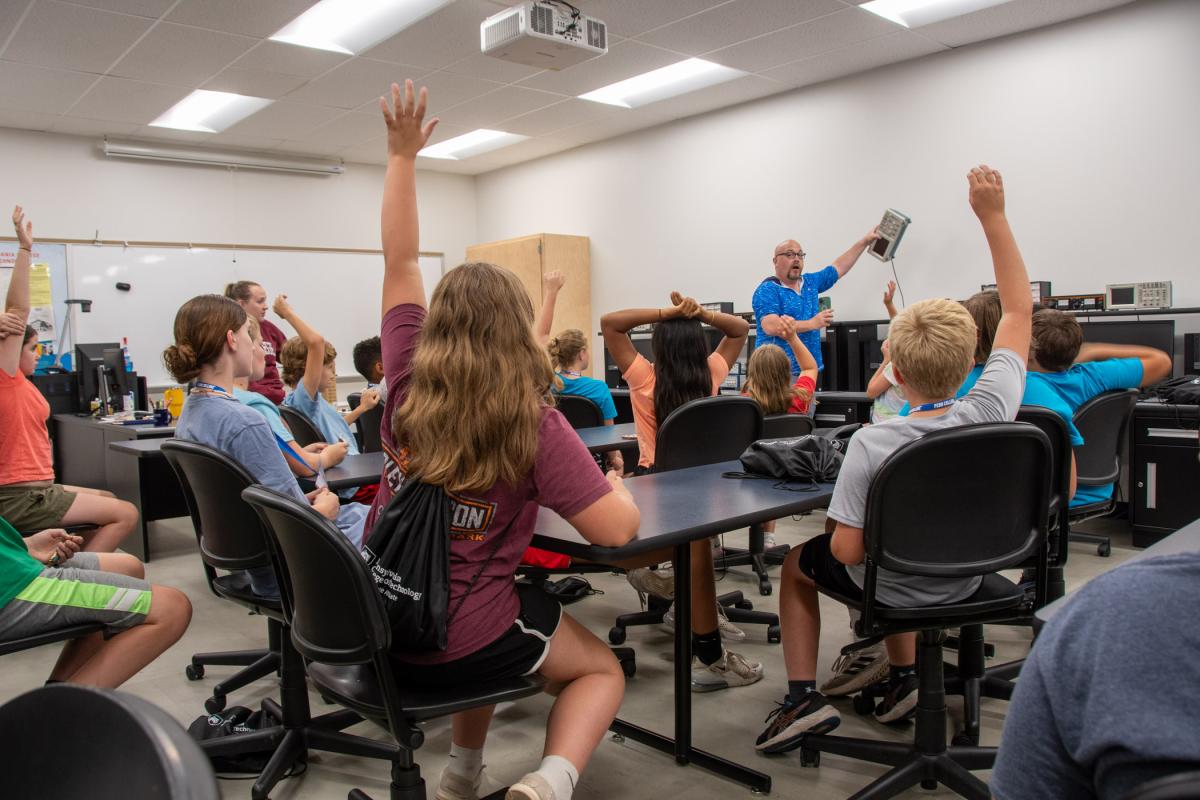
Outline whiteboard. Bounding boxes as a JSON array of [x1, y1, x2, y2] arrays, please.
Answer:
[[70, 244, 443, 388]]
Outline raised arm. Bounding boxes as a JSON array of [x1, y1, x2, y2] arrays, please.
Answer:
[[1, 207, 33, 375], [1075, 342, 1173, 386], [704, 304, 751, 370], [882, 280, 898, 319], [535, 271, 565, 346], [600, 299, 689, 374], [380, 80, 439, 317], [273, 295, 325, 400], [779, 316, 819, 387], [831, 226, 880, 278], [969, 166, 1031, 360], [343, 387, 380, 424], [866, 339, 893, 399]]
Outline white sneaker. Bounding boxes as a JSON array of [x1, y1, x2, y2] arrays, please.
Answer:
[[819, 641, 890, 697], [435, 768, 482, 800], [506, 772, 556, 800], [662, 603, 747, 643], [626, 566, 674, 600], [691, 649, 764, 692], [764, 532, 778, 549]]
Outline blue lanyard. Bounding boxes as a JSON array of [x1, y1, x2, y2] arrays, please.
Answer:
[[910, 397, 956, 413], [191, 381, 233, 399]]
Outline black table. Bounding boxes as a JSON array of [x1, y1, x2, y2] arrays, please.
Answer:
[[532, 461, 835, 793], [812, 391, 873, 428], [323, 451, 385, 492], [573, 422, 638, 454], [52, 413, 175, 491]]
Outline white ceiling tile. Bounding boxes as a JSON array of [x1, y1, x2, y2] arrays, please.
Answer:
[[421, 122, 472, 148], [435, 86, 564, 130], [636, 0, 844, 56], [0, 1, 33, 49], [220, 100, 346, 139], [48, 115, 141, 136], [914, 0, 1133, 48], [707, 7, 898, 73], [128, 124, 213, 143], [552, 110, 673, 147], [203, 68, 309, 99], [516, 39, 684, 95], [572, 0, 731, 38], [441, 52, 546, 84], [294, 111, 381, 148], [4, 0, 154, 74], [763, 29, 948, 89], [67, 76, 189, 123], [61, 0, 174, 17], [165, 0, 318, 38], [0, 109, 61, 132], [364, 0, 499, 70], [284, 58, 429, 110], [273, 139, 345, 158], [502, 98, 623, 136], [637, 74, 784, 120], [230, 40, 350, 78], [416, 71, 506, 118], [467, 134, 575, 169], [338, 135, 388, 166], [110, 23, 258, 87], [0, 61, 97, 114]]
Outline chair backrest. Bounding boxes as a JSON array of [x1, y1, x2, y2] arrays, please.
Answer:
[[1073, 389, 1138, 486], [347, 391, 362, 410], [556, 394, 604, 430], [241, 485, 390, 665], [655, 395, 763, 473], [356, 403, 385, 453], [863, 422, 1050, 580], [0, 685, 219, 799], [761, 412, 814, 439], [1016, 405, 1073, 564], [1123, 771, 1200, 800], [161, 439, 270, 571], [279, 405, 323, 447]]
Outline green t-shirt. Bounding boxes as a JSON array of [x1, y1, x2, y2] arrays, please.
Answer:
[[0, 517, 44, 609]]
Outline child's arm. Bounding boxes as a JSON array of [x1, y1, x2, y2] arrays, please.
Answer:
[[866, 339, 893, 399], [1, 207, 33, 375], [273, 295, 325, 400], [600, 297, 696, 374], [380, 80, 438, 317], [779, 315, 819, 388], [342, 387, 380, 425], [685, 293, 749, 369], [970, 166, 1031, 360], [1074, 342, 1172, 386], [830, 523, 866, 566], [535, 271, 565, 347], [882, 280, 898, 320]]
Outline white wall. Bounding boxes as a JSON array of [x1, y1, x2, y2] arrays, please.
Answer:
[[0, 127, 476, 264], [476, 0, 1200, 347]]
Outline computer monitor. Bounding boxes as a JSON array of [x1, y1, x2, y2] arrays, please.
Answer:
[[1077, 320, 1176, 377], [75, 341, 125, 410]]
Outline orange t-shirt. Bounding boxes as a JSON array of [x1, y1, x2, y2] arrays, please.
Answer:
[[623, 352, 731, 468], [0, 369, 55, 485]]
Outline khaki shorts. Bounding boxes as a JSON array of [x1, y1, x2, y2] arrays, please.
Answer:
[[0, 482, 79, 533]]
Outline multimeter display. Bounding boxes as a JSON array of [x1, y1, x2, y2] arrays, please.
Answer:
[[869, 209, 911, 262], [871, 237, 889, 257]]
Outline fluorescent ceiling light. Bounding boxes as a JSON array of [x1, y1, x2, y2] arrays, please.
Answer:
[[860, 0, 1013, 29], [578, 58, 745, 109], [270, 0, 455, 55], [103, 139, 344, 176], [149, 90, 272, 133], [419, 129, 528, 160]]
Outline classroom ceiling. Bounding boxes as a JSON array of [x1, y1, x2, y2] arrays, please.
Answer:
[[0, 0, 1134, 176]]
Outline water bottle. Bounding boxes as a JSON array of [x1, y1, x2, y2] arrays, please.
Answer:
[[121, 337, 134, 372]]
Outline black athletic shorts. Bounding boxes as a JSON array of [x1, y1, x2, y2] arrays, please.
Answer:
[[797, 533, 864, 601], [391, 582, 562, 689]]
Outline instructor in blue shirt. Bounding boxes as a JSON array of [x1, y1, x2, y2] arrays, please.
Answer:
[[752, 228, 879, 377]]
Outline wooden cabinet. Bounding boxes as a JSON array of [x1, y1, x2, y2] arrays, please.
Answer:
[[466, 234, 593, 375]]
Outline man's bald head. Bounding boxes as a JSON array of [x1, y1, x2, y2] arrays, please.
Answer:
[[772, 239, 806, 284]]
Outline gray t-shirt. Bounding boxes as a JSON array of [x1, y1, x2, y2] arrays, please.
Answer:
[[827, 348, 1025, 607], [992, 551, 1200, 799]]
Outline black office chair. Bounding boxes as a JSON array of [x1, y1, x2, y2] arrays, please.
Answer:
[[0, 622, 104, 659], [761, 412, 815, 439], [163, 440, 383, 800], [798, 422, 1051, 799], [556, 394, 605, 428], [349, 391, 386, 453], [242, 484, 546, 800], [610, 395, 782, 644], [280, 405, 324, 447], [0, 684, 219, 799], [1067, 388, 1138, 557], [1123, 771, 1200, 800]]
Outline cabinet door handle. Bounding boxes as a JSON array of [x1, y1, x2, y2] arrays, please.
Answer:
[[1146, 462, 1157, 510], [1146, 428, 1199, 440]]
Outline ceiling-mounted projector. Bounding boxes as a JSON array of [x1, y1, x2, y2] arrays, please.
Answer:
[[481, 2, 607, 71]]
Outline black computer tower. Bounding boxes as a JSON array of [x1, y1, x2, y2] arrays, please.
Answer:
[[1186, 333, 1200, 374], [30, 372, 81, 415]]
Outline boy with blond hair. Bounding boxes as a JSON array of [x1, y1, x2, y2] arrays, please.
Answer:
[[756, 165, 1033, 753]]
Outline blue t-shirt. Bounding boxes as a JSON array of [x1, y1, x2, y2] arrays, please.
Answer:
[[233, 388, 293, 443], [283, 382, 360, 455], [751, 265, 839, 373], [555, 373, 617, 422], [992, 551, 1200, 800]]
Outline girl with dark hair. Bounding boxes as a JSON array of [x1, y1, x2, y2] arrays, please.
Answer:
[[224, 279, 286, 404]]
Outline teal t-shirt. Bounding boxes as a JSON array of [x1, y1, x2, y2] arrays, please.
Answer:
[[0, 517, 44, 610], [555, 373, 618, 422], [234, 387, 294, 443]]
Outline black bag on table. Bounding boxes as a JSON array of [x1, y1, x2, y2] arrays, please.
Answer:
[[738, 434, 846, 483], [1154, 375, 1200, 406]]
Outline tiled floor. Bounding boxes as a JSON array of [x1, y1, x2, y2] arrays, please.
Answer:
[[0, 512, 1134, 799]]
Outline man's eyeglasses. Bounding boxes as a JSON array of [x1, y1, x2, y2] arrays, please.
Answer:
[[775, 250, 806, 260]]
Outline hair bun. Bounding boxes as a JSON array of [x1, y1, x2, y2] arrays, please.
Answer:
[[162, 343, 200, 383]]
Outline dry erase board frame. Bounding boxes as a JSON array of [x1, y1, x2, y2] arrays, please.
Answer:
[[68, 243, 443, 388]]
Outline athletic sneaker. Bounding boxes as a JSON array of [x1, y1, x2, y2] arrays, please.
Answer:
[[506, 772, 556, 800], [691, 649, 764, 692], [754, 692, 842, 753], [873, 673, 919, 724], [662, 603, 747, 643], [764, 532, 778, 549], [626, 566, 674, 600], [820, 641, 890, 697], [435, 768, 482, 800]]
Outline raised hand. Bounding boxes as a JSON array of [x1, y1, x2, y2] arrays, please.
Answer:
[[863, 224, 880, 243], [380, 79, 439, 160], [359, 387, 380, 410], [968, 164, 1005, 220], [271, 294, 293, 319], [543, 270, 565, 293], [883, 281, 897, 306], [810, 309, 834, 330], [778, 315, 798, 340], [668, 292, 703, 319], [0, 312, 25, 339], [12, 206, 32, 249]]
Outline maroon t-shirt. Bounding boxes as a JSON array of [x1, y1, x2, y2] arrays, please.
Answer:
[[250, 318, 287, 405], [369, 304, 611, 664]]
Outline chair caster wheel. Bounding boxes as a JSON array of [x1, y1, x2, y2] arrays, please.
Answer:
[[767, 625, 781, 644], [952, 732, 977, 747], [799, 748, 820, 768], [758, 581, 772, 597], [852, 694, 876, 715], [185, 663, 204, 681], [204, 694, 227, 714], [620, 658, 636, 678], [1098, 543, 1111, 557], [735, 599, 754, 610], [921, 778, 938, 790], [608, 626, 626, 645]]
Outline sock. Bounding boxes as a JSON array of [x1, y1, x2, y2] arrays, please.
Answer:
[[889, 663, 916, 683], [534, 754, 579, 800], [693, 629, 722, 666], [446, 743, 484, 781], [787, 680, 817, 704]]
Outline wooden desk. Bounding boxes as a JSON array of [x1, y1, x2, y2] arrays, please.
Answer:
[[534, 461, 835, 793], [52, 413, 175, 491]]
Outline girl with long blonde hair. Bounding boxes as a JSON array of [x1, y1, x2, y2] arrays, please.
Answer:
[[369, 80, 639, 800], [743, 315, 818, 416]]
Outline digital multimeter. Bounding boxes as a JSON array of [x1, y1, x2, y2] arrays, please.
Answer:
[[869, 209, 911, 262]]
